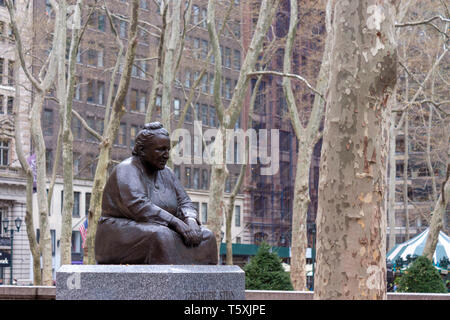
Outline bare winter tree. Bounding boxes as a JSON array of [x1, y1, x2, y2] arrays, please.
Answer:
[[205, 0, 280, 257], [314, 0, 397, 299], [84, 0, 140, 264], [6, 0, 61, 285], [388, 0, 449, 253], [280, 0, 330, 291]]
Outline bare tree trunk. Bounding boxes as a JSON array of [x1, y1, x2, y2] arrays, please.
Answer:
[[12, 58, 42, 285], [403, 109, 410, 240], [423, 163, 450, 260], [387, 95, 397, 251], [206, 0, 279, 258], [32, 93, 53, 285], [314, 0, 397, 300], [60, 0, 83, 266], [6, 0, 59, 284], [283, 0, 331, 291], [161, 0, 181, 134], [84, 0, 140, 264], [225, 159, 246, 265]]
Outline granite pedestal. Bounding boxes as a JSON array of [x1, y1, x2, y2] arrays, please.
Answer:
[[56, 265, 245, 300]]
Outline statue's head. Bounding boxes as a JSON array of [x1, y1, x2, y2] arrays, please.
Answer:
[[132, 122, 170, 170]]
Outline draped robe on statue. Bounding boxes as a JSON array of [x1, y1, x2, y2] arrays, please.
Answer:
[[95, 156, 218, 265]]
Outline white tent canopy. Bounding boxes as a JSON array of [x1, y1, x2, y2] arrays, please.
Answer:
[[387, 228, 450, 268]]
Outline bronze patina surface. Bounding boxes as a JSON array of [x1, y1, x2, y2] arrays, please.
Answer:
[[95, 122, 217, 264]]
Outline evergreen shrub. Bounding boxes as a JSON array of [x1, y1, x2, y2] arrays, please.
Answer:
[[396, 256, 447, 293], [243, 242, 294, 291]]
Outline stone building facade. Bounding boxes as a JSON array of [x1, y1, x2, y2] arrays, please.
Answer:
[[0, 0, 33, 285]]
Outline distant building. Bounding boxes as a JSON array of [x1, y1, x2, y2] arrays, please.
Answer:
[[0, 0, 33, 285], [240, 0, 325, 251]]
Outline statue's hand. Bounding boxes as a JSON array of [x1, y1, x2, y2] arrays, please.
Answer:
[[173, 219, 201, 247], [185, 218, 202, 247]]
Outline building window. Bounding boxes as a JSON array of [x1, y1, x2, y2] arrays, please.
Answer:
[[74, 77, 82, 101], [201, 39, 208, 60], [201, 203, 208, 224], [85, 192, 91, 216], [233, 49, 241, 69], [87, 49, 97, 66], [225, 177, 231, 193], [87, 153, 96, 177], [86, 79, 95, 103], [118, 123, 127, 146], [72, 192, 80, 217], [51, 229, 56, 256], [130, 125, 138, 148], [45, 149, 53, 173], [86, 116, 96, 142], [0, 58, 3, 84], [73, 152, 81, 175], [0, 95, 3, 114], [201, 104, 208, 125], [98, 46, 104, 67], [97, 81, 105, 105], [209, 106, 216, 127], [130, 89, 138, 112], [140, 0, 148, 10], [139, 91, 147, 113], [174, 165, 180, 181], [7, 96, 13, 114], [185, 70, 191, 88], [201, 73, 208, 93], [280, 131, 291, 152], [185, 105, 192, 123], [96, 118, 104, 136], [209, 73, 214, 94], [71, 231, 82, 254], [174, 98, 180, 118], [119, 21, 127, 38], [194, 103, 200, 121], [224, 47, 231, 68], [98, 14, 106, 32], [225, 78, 232, 99], [193, 168, 199, 189], [0, 140, 9, 166], [7, 60, 14, 85], [155, 95, 162, 117], [201, 169, 208, 190], [235, 205, 241, 227], [193, 5, 199, 25], [43, 109, 53, 135], [185, 167, 191, 188], [132, 60, 139, 77]]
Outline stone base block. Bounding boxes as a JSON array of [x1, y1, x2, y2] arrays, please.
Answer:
[[56, 265, 245, 300]]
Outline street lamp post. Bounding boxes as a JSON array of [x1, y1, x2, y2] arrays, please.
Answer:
[[2, 217, 22, 285]]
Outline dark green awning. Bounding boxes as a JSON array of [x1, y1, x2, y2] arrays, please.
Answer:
[[219, 243, 290, 258]]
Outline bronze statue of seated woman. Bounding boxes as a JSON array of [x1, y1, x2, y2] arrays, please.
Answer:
[[95, 122, 218, 265]]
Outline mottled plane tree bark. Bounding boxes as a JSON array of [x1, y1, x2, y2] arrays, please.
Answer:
[[314, 1, 398, 300]]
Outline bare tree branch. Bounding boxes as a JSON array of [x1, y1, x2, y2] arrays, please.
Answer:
[[248, 70, 325, 101]]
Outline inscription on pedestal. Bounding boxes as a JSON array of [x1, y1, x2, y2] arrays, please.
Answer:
[[56, 265, 245, 300]]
